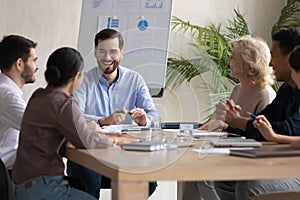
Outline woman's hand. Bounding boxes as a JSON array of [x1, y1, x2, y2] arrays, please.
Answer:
[[253, 115, 276, 142], [108, 134, 140, 146]]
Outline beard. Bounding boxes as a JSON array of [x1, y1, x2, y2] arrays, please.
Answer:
[[97, 59, 119, 74], [21, 63, 36, 84]]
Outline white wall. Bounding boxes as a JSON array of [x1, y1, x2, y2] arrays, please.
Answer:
[[0, 0, 286, 200], [0, 0, 82, 102], [172, 0, 285, 43]]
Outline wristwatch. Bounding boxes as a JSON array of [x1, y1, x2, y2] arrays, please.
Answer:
[[113, 138, 118, 146]]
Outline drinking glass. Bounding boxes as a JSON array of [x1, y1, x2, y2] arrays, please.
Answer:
[[149, 117, 161, 140], [178, 123, 193, 141]]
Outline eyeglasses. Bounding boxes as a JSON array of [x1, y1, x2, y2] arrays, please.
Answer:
[[96, 49, 120, 57]]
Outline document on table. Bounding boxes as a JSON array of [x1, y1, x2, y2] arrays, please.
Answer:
[[192, 130, 228, 139], [101, 124, 150, 133], [192, 147, 254, 154], [162, 129, 228, 140]]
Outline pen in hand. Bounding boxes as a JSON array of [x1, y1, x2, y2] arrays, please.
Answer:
[[246, 111, 257, 119], [115, 109, 133, 116], [247, 111, 272, 128]]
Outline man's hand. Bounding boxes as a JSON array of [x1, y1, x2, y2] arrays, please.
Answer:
[[129, 108, 147, 126], [98, 108, 127, 126]]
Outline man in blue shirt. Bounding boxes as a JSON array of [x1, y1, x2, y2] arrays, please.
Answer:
[[214, 28, 300, 200], [67, 29, 158, 198], [74, 29, 157, 126]]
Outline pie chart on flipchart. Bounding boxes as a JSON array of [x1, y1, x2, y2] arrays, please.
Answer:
[[138, 19, 149, 31]]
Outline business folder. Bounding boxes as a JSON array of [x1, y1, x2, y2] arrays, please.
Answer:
[[230, 146, 300, 158], [209, 138, 262, 148]]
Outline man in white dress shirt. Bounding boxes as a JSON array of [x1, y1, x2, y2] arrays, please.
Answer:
[[0, 35, 38, 171]]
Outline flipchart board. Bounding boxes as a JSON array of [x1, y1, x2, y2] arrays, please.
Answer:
[[77, 0, 174, 97]]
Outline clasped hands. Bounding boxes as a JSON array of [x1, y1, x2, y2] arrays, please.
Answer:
[[216, 99, 273, 133], [214, 99, 242, 129], [198, 99, 239, 131], [99, 107, 147, 126]]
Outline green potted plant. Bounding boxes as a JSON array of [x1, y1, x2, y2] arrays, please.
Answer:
[[166, 1, 300, 120], [166, 8, 249, 93], [166, 9, 249, 120]]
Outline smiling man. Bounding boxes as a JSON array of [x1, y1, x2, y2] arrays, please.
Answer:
[[67, 28, 158, 199], [0, 35, 38, 171], [75, 29, 157, 126]]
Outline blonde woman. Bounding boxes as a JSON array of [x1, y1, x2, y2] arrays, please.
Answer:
[[200, 35, 276, 131], [185, 35, 276, 200]]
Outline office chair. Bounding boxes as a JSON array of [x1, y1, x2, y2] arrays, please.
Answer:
[[0, 159, 14, 200]]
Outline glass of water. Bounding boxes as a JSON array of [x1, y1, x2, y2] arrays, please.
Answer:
[[162, 130, 178, 150], [149, 117, 161, 140], [178, 123, 193, 141]]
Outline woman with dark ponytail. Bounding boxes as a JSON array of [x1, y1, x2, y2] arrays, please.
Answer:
[[12, 47, 138, 200]]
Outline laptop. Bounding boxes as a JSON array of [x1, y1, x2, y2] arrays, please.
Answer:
[[161, 122, 200, 129], [209, 138, 262, 148], [121, 139, 193, 152]]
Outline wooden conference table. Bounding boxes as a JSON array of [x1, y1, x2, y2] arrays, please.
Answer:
[[66, 133, 300, 200]]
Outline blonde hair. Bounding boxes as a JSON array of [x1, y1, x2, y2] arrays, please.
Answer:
[[229, 35, 275, 85]]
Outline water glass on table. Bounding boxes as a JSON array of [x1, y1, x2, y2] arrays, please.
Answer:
[[162, 130, 178, 150], [178, 123, 193, 141], [149, 117, 161, 140]]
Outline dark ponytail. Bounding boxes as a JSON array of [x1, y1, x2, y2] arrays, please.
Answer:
[[45, 47, 83, 86]]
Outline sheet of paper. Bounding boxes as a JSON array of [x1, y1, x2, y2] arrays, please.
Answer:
[[193, 129, 228, 138], [125, 16, 156, 56], [140, 0, 169, 13], [84, 0, 113, 13], [192, 147, 254, 154], [163, 129, 227, 139], [98, 16, 127, 33], [101, 124, 149, 133]]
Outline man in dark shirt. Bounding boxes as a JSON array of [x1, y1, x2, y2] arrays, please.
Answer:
[[214, 28, 300, 200]]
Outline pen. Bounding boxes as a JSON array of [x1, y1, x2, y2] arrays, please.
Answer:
[[115, 109, 132, 115], [246, 111, 257, 119], [247, 111, 272, 127]]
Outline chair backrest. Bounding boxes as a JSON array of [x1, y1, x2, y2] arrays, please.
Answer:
[[0, 159, 14, 200]]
